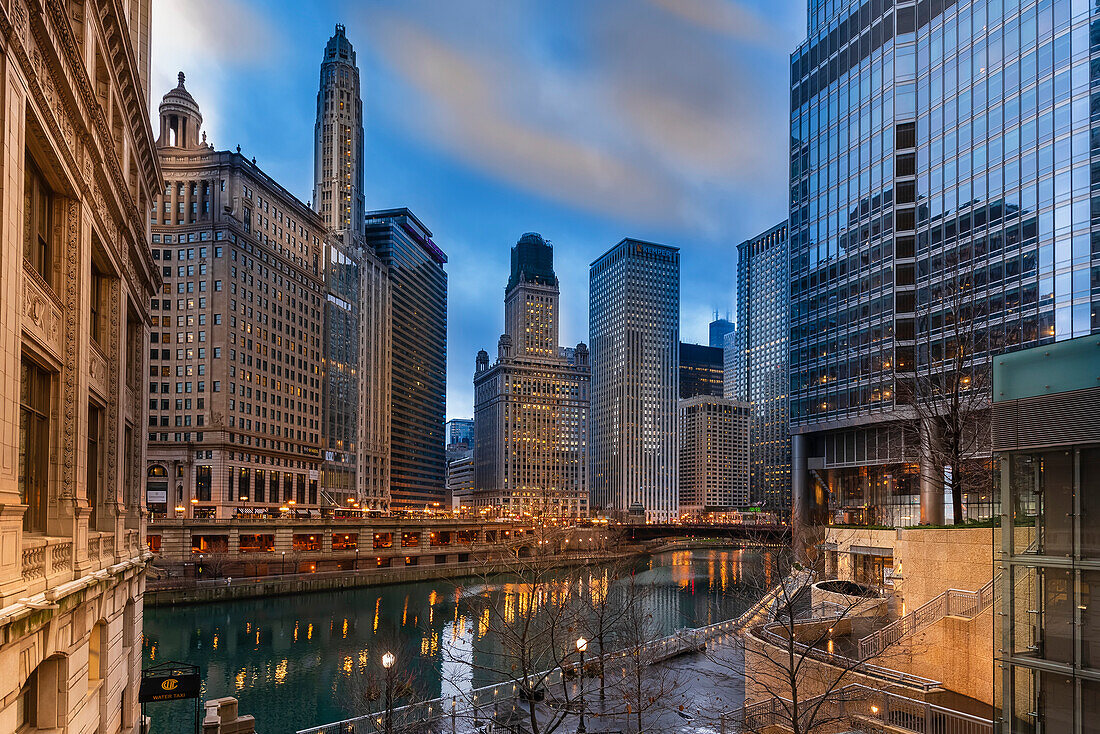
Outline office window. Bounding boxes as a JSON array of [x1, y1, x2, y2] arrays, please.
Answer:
[[23, 155, 55, 286], [19, 360, 52, 532]]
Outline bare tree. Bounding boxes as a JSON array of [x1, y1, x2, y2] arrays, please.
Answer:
[[899, 270, 993, 525], [605, 571, 686, 733], [440, 525, 583, 734], [707, 542, 915, 734], [574, 531, 634, 703]]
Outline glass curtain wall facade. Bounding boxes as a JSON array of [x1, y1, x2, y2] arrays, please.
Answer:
[[993, 336, 1100, 734], [589, 239, 680, 522], [735, 221, 792, 512], [365, 208, 447, 509], [790, 0, 1098, 529], [321, 236, 359, 506]]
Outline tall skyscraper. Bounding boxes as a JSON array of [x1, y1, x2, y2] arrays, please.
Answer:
[[679, 342, 725, 398], [788, 0, 1085, 530], [314, 24, 365, 234], [4, 1, 157, 728], [473, 233, 589, 517], [589, 239, 680, 522], [709, 316, 736, 349], [365, 209, 447, 509], [679, 397, 750, 513], [147, 77, 327, 518], [312, 24, 391, 509], [735, 222, 791, 512]]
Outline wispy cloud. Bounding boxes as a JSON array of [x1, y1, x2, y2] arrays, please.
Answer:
[[357, 0, 798, 239], [150, 0, 284, 146]]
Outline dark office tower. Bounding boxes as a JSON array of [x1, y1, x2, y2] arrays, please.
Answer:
[[735, 222, 791, 512], [590, 239, 680, 522], [788, 0, 1086, 532], [314, 24, 365, 234], [365, 209, 448, 509], [678, 342, 725, 398], [709, 317, 735, 349]]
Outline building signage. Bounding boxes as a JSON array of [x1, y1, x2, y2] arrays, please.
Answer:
[[146, 489, 168, 504], [139, 663, 201, 703]]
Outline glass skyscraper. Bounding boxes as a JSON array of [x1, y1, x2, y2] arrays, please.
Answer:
[[589, 239, 680, 522], [735, 221, 791, 512], [365, 208, 448, 510], [789, 0, 1098, 530]]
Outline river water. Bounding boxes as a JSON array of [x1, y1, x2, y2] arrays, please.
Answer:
[[142, 548, 778, 734]]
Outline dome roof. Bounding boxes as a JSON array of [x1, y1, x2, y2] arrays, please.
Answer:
[[159, 72, 202, 122]]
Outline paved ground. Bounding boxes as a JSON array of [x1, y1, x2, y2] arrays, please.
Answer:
[[443, 646, 746, 734]]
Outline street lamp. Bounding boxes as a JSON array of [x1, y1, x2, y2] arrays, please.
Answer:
[[382, 651, 396, 734], [281, 551, 286, 575], [575, 637, 588, 733]]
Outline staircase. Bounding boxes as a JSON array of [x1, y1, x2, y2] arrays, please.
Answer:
[[858, 576, 994, 658]]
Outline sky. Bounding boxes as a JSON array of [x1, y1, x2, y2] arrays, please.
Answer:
[[150, 0, 806, 419]]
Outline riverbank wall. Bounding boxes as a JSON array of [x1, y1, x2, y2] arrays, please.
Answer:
[[146, 551, 633, 606], [146, 538, 757, 606]]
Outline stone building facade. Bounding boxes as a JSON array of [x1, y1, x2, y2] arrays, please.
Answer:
[[0, 1, 159, 732], [473, 233, 589, 518], [678, 396, 750, 514], [146, 77, 326, 519]]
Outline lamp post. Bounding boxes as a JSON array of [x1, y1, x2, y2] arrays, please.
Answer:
[[355, 547, 360, 571], [576, 637, 588, 733], [382, 651, 396, 734], [281, 551, 286, 575]]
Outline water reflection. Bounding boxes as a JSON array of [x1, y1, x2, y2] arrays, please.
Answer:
[[142, 548, 776, 734]]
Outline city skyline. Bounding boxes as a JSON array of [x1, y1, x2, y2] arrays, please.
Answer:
[[151, 0, 805, 418]]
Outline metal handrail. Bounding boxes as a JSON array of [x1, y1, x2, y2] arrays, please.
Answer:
[[754, 623, 943, 692], [720, 683, 992, 734], [297, 570, 811, 734], [858, 576, 995, 658]]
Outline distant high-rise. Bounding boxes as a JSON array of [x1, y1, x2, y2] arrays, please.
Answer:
[[679, 342, 724, 399], [679, 397, 749, 513], [709, 317, 735, 349], [313, 24, 391, 509], [474, 233, 589, 517], [735, 222, 791, 512], [589, 239, 680, 522], [314, 24, 365, 234], [445, 419, 475, 449], [365, 208, 447, 510]]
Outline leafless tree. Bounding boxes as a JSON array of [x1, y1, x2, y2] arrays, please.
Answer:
[[899, 270, 993, 525], [573, 532, 633, 702], [439, 525, 583, 734], [604, 571, 686, 733], [706, 541, 914, 734]]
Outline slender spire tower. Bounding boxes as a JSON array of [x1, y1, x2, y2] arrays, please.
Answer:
[[314, 24, 365, 235]]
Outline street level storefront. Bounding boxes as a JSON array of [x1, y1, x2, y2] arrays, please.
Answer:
[[993, 335, 1100, 734]]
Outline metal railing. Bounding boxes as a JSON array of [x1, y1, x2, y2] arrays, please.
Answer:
[[296, 573, 808, 734], [754, 622, 943, 692], [720, 684, 992, 734], [857, 577, 994, 659]]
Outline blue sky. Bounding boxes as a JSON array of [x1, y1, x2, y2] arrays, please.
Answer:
[[151, 0, 806, 419]]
